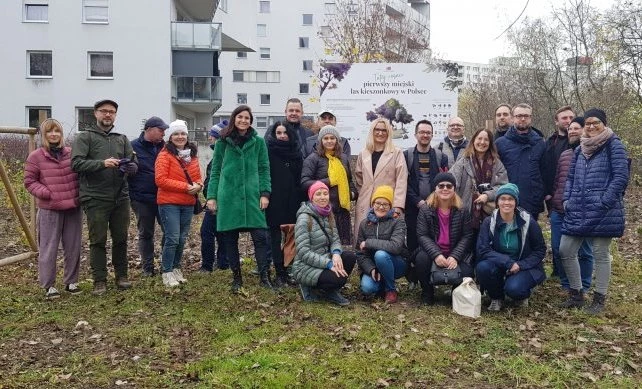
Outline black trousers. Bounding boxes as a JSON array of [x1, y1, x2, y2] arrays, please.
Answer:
[[316, 251, 357, 291]]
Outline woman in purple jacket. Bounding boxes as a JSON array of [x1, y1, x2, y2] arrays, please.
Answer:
[[24, 119, 81, 299]]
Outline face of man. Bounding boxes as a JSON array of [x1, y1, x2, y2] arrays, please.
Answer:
[[318, 113, 336, 127], [94, 103, 117, 129], [145, 127, 165, 144], [285, 102, 303, 123], [512, 107, 532, 132], [495, 106, 512, 130], [555, 110, 575, 134], [415, 123, 433, 148], [567, 122, 583, 143], [447, 117, 465, 140]]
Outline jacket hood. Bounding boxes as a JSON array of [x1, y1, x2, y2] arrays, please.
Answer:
[[505, 126, 543, 145], [85, 124, 123, 136], [296, 201, 316, 218]]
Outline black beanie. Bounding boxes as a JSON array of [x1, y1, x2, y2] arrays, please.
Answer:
[[433, 172, 456, 189], [583, 108, 607, 126], [570, 116, 585, 127]]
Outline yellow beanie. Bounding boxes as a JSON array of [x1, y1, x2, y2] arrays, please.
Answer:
[[371, 185, 394, 206]]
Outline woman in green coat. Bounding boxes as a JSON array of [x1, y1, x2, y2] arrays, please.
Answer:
[[206, 105, 272, 293]]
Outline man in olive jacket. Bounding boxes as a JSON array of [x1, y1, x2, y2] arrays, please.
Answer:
[[71, 99, 137, 295]]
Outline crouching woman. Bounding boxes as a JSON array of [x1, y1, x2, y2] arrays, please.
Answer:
[[356, 185, 408, 304], [291, 181, 357, 306], [476, 183, 546, 311]]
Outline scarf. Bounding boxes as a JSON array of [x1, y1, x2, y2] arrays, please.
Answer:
[[580, 127, 614, 159], [178, 149, 191, 164], [48, 144, 62, 159], [230, 129, 252, 147], [267, 130, 302, 161], [366, 208, 394, 224], [326, 153, 351, 211], [471, 155, 495, 228], [310, 203, 332, 217]]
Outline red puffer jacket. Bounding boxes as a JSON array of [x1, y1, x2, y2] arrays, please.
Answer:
[[155, 148, 202, 206], [24, 147, 79, 211]]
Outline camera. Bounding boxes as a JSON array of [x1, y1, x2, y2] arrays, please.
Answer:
[[477, 183, 492, 194]]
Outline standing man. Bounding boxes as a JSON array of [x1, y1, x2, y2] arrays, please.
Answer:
[[494, 104, 513, 140], [304, 109, 352, 158], [72, 99, 137, 295], [128, 116, 168, 277], [439, 117, 468, 168], [404, 120, 448, 252], [495, 103, 546, 219], [266, 97, 314, 156]]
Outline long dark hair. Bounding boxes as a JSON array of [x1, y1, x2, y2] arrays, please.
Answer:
[[220, 105, 254, 139]]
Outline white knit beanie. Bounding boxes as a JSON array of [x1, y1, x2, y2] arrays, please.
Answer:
[[168, 119, 188, 138]]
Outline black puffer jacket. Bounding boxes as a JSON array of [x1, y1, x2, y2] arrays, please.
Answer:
[[416, 206, 474, 265], [301, 152, 357, 210], [356, 214, 409, 275]]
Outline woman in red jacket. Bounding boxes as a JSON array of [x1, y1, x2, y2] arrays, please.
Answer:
[[24, 119, 81, 299], [155, 120, 203, 287]]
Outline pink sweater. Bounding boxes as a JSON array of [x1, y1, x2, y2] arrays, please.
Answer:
[[24, 147, 79, 210]]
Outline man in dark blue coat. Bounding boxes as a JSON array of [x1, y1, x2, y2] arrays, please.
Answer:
[[495, 103, 546, 219], [128, 116, 168, 276]]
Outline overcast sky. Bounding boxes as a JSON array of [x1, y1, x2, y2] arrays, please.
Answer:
[[430, 0, 612, 64]]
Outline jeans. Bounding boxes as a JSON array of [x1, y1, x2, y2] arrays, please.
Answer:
[[131, 200, 165, 273], [200, 210, 227, 271], [221, 229, 269, 274], [550, 211, 593, 290], [475, 260, 542, 300], [159, 204, 193, 273], [560, 235, 611, 295], [360, 250, 407, 294]]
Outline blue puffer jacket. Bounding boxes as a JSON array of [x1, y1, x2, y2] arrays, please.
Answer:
[[128, 133, 164, 204], [495, 127, 546, 216], [562, 134, 628, 237]]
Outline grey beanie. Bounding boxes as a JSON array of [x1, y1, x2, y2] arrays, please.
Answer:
[[318, 125, 341, 141]]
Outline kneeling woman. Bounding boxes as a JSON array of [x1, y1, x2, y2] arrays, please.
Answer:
[[476, 183, 546, 311], [356, 185, 408, 304], [415, 173, 474, 305], [291, 181, 357, 306]]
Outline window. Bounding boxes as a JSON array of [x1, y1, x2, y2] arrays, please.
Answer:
[[26, 106, 51, 128], [259, 1, 270, 13], [27, 51, 52, 78], [24, 2, 48, 22], [83, 0, 108, 23], [76, 107, 94, 131], [259, 48, 270, 59], [256, 71, 268, 82], [233, 70, 244, 82], [299, 37, 309, 48], [302, 60, 313, 71], [237, 93, 247, 104], [237, 51, 247, 59], [299, 83, 309, 94], [232, 70, 280, 83], [88, 52, 113, 78], [302, 14, 313, 25], [260, 94, 271, 105], [257, 24, 267, 37], [256, 116, 268, 128]]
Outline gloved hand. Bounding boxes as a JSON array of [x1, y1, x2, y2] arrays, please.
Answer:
[[118, 158, 138, 175]]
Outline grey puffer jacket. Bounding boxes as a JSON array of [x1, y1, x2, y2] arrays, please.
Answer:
[[356, 212, 409, 276], [291, 202, 342, 286]]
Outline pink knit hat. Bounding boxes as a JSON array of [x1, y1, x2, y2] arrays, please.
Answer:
[[308, 181, 329, 200]]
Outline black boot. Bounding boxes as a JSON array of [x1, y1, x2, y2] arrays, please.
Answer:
[[559, 288, 584, 308], [259, 270, 275, 290], [420, 285, 435, 306], [231, 268, 243, 294], [584, 292, 606, 315]]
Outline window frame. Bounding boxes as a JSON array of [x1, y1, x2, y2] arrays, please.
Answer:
[[256, 116, 268, 128], [260, 94, 271, 105], [259, 47, 271, 60], [259, 1, 270, 13], [237, 93, 247, 104], [27, 50, 52, 78], [299, 37, 309, 48], [236, 51, 247, 59], [302, 13, 313, 26], [26, 106, 51, 128], [82, 0, 109, 24], [23, 2, 49, 23], [87, 51, 114, 79], [257, 24, 267, 37], [299, 83, 310, 94], [302, 60, 313, 71], [233, 70, 244, 82], [76, 106, 95, 132]]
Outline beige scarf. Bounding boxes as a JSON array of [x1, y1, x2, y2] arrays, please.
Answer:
[[580, 127, 614, 159]]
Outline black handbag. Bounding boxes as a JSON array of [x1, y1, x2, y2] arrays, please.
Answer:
[[177, 158, 204, 215], [430, 261, 462, 285]]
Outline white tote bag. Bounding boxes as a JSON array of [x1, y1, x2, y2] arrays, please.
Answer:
[[452, 277, 481, 318]]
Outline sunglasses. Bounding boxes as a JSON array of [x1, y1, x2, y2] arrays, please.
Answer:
[[437, 183, 454, 190]]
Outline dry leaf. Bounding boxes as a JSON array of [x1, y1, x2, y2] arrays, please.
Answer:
[[626, 360, 639, 371], [115, 380, 128, 386], [612, 346, 623, 353], [252, 363, 260, 369], [473, 372, 483, 379], [377, 378, 390, 387], [577, 336, 588, 342], [529, 338, 542, 348], [481, 353, 491, 359], [58, 373, 72, 380], [51, 338, 63, 345], [580, 372, 597, 382], [525, 320, 535, 330]]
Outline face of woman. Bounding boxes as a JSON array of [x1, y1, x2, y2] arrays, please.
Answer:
[[235, 110, 251, 132], [436, 181, 455, 203], [170, 130, 188, 149], [275, 125, 288, 141], [373, 123, 388, 144], [473, 131, 490, 155], [321, 134, 337, 151], [312, 188, 330, 207], [497, 194, 516, 215], [45, 127, 62, 145], [584, 116, 605, 138], [372, 198, 391, 218]]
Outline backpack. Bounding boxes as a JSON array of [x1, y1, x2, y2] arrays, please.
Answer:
[[403, 147, 446, 173]]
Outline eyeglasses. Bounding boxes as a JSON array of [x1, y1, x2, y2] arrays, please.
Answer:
[[373, 202, 391, 210], [416, 131, 433, 136], [373, 128, 387, 133], [437, 183, 454, 190], [97, 109, 117, 115], [584, 120, 602, 128], [515, 114, 531, 119]]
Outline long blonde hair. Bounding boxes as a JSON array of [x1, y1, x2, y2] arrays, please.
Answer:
[[39, 118, 65, 150], [365, 118, 395, 153], [426, 191, 463, 210]]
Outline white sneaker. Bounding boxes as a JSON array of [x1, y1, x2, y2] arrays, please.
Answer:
[[162, 272, 179, 287], [172, 269, 187, 283], [45, 286, 60, 299], [488, 299, 503, 312]]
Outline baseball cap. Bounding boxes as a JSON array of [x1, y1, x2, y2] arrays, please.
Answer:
[[317, 109, 335, 118], [144, 116, 169, 130], [94, 99, 118, 111]]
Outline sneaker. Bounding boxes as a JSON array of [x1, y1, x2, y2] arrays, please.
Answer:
[[65, 283, 82, 295], [45, 287, 60, 299], [385, 290, 398, 304], [488, 299, 503, 312], [299, 285, 320, 302], [162, 272, 180, 287], [325, 289, 350, 306], [514, 298, 529, 308], [92, 281, 107, 296], [116, 277, 132, 290], [172, 269, 187, 284], [584, 292, 606, 315]]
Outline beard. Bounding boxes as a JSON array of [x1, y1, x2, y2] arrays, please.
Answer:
[[98, 118, 113, 128], [515, 123, 530, 132]]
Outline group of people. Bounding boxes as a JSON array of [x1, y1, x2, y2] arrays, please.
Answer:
[[24, 98, 629, 316]]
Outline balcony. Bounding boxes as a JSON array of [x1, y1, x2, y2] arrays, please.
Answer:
[[171, 22, 222, 51], [172, 76, 222, 112]]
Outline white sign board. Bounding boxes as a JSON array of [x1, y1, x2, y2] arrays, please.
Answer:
[[320, 63, 458, 154]]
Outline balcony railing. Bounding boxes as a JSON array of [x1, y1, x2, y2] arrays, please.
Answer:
[[172, 76, 222, 102], [171, 22, 222, 50]]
